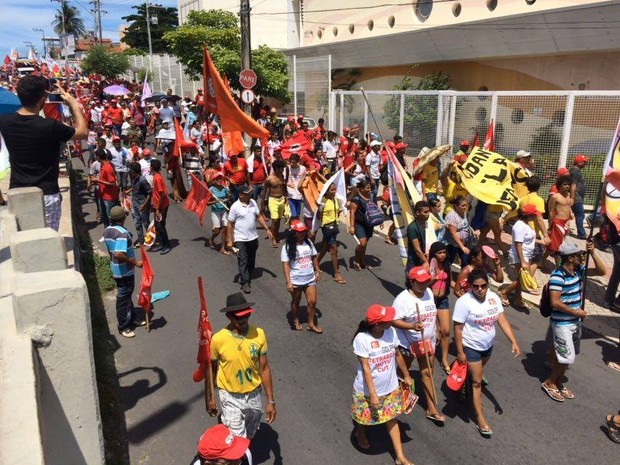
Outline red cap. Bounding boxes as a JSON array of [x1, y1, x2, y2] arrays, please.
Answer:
[[521, 204, 541, 216], [408, 266, 432, 282], [112, 136, 121, 141], [197, 424, 250, 460], [142, 149, 151, 156], [343, 127, 350, 133], [454, 153, 468, 164], [395, 142, 408, 150], [213, 172, 225, 179], [460, 140, 471, 146], [574, 154, 589, 164], [447, 361, 468, 391], [131, 146, 139, 154], [297, 114, 304, 119], [290, 219, 307, 232], [287, 116, 295, 122], [557, 167, 569, 176], [366, 304, 396, 325], [273, 146, 282, 152]]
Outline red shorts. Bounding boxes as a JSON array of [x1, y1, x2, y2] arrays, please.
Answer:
[[549, 218, 569, 253], [409, 339, 436, 358]]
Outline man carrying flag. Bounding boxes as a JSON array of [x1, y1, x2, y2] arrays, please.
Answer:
[[206, 293, 277, 439]]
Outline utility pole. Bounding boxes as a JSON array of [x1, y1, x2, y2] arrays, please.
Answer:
[[145, 2, 153, 75], [33, 28, 46, 57], [240, 0, 252, 71], [50, 0, 66, 63]]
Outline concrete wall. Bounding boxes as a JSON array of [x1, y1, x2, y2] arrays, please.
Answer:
[[0, 185, 105, 465]]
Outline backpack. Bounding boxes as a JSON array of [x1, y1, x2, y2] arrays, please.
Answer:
[[539, 281, 552, 318], [594, 215, 619, 250], [379, 164, 388, 186], [365, 201, 385, 227]]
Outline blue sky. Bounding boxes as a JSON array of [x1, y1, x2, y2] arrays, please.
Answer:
[[0, 0, 177, 57]]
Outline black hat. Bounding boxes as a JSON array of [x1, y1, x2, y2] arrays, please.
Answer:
[[219, 292, 254, 313]]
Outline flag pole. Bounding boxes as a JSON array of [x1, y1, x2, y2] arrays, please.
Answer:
[[415, 303, 437, 405], [198, 277, 216, 414]]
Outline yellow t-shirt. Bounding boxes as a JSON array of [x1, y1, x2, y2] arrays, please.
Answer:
[[321, 198, 340, 225], [422, 164, 439, 194], [520, 193, 546, 237], [443, 178, 468, 215], [211, 326, 268, 393]]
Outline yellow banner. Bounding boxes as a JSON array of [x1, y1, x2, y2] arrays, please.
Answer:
[[456, 147, 519, 210]]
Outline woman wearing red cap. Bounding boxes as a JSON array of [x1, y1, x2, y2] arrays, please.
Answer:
[[281, 220, 322, 333], [453, 269, 521, 437], [191, 424, 250, 465], [352, 304, 414, 465], [498, 205, 546, 310]]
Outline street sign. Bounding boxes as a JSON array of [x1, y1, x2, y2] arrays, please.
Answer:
[[240, 89, 255, 105], [239, 68, 257, 89]]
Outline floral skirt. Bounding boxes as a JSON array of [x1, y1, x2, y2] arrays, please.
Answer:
[[351, 387, 404, 425]]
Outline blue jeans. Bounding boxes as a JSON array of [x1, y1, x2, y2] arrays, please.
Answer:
[[251, 184, 263, 203], [132, 206, 151, 243], [101, 199, 118, 228], [370, 179, 379, 202], [447, 244, 469, 266], [230, 184, 241, 203], [235, 238, 258, 285], [572, 202, 586, 237], [114, 275, 137, 330]]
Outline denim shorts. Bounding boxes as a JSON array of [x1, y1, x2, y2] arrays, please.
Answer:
[[321, 224, 339, 246], [354, 222, 374, 239], [434, 295, 450, 310], [463, 345, 494, 362]]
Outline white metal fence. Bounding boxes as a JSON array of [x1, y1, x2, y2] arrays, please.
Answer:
[[125, 54, 199, 97], [330, 90, 620, 200]]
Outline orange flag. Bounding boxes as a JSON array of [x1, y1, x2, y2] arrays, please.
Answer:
[[202, 47, 269, 138], [172, 117, 197, 158], [483, 120, 495, 152], [183, 173, 213, 225], [138, 247, 154, 312], [222, 131, 245, 156], [192, 276, 214, 382]]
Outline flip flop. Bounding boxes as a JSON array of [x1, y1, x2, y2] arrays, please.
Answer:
[[307, 325, 323, 334], [333, 276, 347, 284], [425, 412, 446, 423], [476, 424, 493, 436], [558, 387, 575, 399], [292, 320, 303, 331], [353, 262, 362, 271], [441, 364, 451, 375], [541, 383, 564, 402], [607, 361, 620, 372]]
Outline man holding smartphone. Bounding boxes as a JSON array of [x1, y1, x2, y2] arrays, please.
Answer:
[[0, 75, 87, 230]]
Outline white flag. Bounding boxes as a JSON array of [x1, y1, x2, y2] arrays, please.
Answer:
[[141, 75, 152, 103], [311, 168, 347, 232]]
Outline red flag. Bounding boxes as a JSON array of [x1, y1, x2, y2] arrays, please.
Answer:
[[193, 276, 214, 382], [171, 117, 197, 158], [483, 120, 495, 151], [202, 47, 269, 138], [138, 247, 154, 312], [183, 173, 213, 225], [471, 131, 480, 149], [280, 130, 314, 160], [42, 102, 63, 121], [222, 131, 245, 156]]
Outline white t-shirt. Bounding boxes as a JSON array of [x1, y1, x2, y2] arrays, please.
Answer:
[[392, 288, 437, 347], [159, 106, 174, 123], [228, 199, 260, 242], [91, 106, 103, 124], [322, 140, 338, 160], [509, 220, 536, 263], [287, 164, 306, 200], [353, 327, 399, 397], [139, 158, 153, 186], [281, 242, 317, 285], [452, 290, 504, 351], [365, 151, 381, 179]]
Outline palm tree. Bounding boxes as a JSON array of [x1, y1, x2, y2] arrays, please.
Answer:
[[52, 1, 87, 38]]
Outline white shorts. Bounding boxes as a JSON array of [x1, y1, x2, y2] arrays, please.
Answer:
[[551, 320, 581, 365], [211, 210, 228, 229], [218, 387, 263, 439]]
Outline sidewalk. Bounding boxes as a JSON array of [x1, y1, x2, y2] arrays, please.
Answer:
[[374, 219, 620, 343]]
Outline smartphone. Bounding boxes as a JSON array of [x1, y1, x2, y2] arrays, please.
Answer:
[[46, 93, 63, 103]]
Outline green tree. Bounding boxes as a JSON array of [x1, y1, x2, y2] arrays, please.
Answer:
[[164, 9, 290, 102], [52, 1, 86, 38], [121, 3, 178, 53], [81, 46, 129, 78], [384, 69, 451, 148]]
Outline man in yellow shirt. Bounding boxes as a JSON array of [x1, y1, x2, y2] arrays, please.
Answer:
[[207, 293, 276, 439]]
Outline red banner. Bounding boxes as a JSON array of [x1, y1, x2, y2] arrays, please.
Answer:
[[280, 130, 314, 160], [138, 246, 154, 312], [222, 131, 245, 156], [202, 47, 269, 138], [193, 276, 214, 382], [483, 120, 495, 152], [171, 117, 197, 158], [471, 131, 479, 149], [183, 173, 212, 225]]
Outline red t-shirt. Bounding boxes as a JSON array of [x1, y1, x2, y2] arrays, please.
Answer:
[[107, 107, 123, 124], [250, 159, 267, 185], [98, 162, 119, 201], [152, 172, 170, 210], [224, 158, 248, 185]]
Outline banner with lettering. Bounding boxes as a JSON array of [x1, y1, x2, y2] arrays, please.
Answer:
[[455, 147, 519, 210]]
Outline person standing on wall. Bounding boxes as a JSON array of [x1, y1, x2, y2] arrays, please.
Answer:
[[0, 75, 87, 231]]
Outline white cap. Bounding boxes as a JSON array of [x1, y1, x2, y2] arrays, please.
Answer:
[[516, 149, 531, 160], [370, 140, 382, 147]]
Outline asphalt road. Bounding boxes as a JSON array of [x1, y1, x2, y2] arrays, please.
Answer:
[[78, 168, 619, 465]]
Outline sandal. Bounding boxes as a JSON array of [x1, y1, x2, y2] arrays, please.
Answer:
[[607, 361, 620, 372], [558, 387, 574, 399], [292, 320, 303, 331], [476, 423, 493, 437], [333, 276, 347, 284], [353, 262, 362, 271], [441, 364, 451, 375], [606, 416, 620, 444], [541, 382, 564, 402], [307, 325, 323, 334], [395, 460, 414, 465], [425, 412, 446, 423]]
